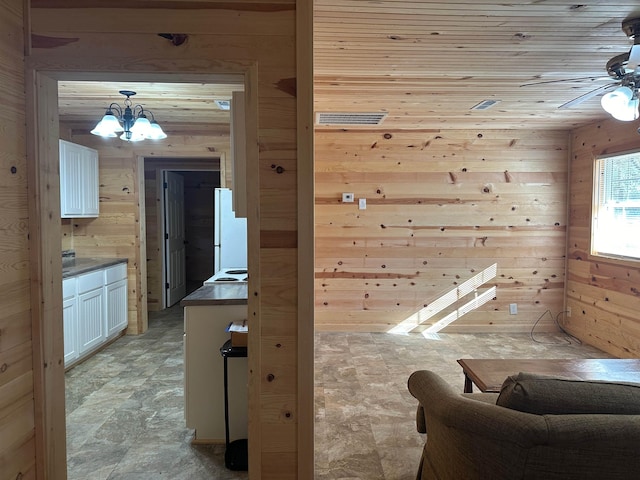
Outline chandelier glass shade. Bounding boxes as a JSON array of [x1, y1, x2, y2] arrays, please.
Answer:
[[91, 90, 167, 142], [601, 86, 640, 122]]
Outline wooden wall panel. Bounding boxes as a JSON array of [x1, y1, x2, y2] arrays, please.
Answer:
[[0, 1, 34, 479], [565, 118, 640, 358], [315, 128, 569, 333], [28, 2, 308, 478], [143, 167, 161, 312]]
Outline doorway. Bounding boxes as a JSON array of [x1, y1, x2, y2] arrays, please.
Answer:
[[28, 70, 252, 477], [27, 59, 313, 480], [154, 167, 221, 308]]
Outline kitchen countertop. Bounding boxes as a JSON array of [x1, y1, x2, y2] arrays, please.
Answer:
[[180, 283, 248, 306], [62, 257, 128, 278]]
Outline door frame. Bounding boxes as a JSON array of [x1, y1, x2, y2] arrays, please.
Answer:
[[25, 65, 271, 478]]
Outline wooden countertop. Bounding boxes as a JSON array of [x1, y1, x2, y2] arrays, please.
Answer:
[[62, 257, 128, 278], [180, 283, 248, 306]]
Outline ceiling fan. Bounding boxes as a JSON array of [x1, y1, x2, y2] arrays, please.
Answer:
[[523, 17, 640, 119]]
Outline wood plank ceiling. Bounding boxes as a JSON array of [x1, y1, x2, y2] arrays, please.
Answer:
[[57, 2, 640, 133], [57, 81, 241, 133], [314, 1, 640, 131]]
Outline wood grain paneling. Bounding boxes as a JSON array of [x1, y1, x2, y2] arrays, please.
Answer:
[[314, 1, 640, 131], [0, 2, 35, 479], [565, 118, 640, 358], [315, 128, 569, 333]]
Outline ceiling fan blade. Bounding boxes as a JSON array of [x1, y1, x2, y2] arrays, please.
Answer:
[[628, 44, 640, 70], [558, 83, 618, 109], [521, 76, 611, 87]]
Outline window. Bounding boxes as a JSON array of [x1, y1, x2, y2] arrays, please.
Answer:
[[592, 151, 640, 261]]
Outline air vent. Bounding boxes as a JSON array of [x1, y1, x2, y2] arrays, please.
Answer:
[[471, 100, 500, 110], [316, 112, 387, 126]]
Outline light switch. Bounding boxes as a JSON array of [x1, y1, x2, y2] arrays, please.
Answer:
[[359, 198, 367, 210]]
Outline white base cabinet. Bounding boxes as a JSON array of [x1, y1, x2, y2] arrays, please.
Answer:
[[184, 304, 248, 443], [105, 263, 128, 338], [63, 278, 78, 365], [77, 270, 105, 355], [63, 262, 128, 368]]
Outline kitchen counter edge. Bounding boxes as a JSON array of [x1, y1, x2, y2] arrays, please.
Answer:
[[181, 284, 248, 306], [62, 258, 128, 279]]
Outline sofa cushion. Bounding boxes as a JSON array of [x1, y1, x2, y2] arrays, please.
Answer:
[[496, 372, 640, 415]]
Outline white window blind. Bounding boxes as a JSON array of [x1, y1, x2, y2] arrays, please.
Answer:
[[592, 151, 640, 260]]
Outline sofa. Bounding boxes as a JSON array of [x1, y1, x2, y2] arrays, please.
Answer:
[[407, 370, 640, 480]]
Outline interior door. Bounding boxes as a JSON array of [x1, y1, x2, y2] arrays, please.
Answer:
[[164, 171, 187, 306]]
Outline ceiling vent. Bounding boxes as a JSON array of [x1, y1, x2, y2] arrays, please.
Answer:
[[215, 100, 231, 110], [316, 112, 387, 126], [471, 100, 500, 110]]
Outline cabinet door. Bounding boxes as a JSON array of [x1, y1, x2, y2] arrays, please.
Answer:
[[60, 140, 84, 217], [77, 287, 105, 354], [105, 278, 128, 338], [63, 295, 78, 367], [83, 147, 99, 216], [59, 139, 99, 218]]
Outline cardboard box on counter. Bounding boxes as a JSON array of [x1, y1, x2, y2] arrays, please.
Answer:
[[226, 320, 248, 347], [231, 331, 247, 347]]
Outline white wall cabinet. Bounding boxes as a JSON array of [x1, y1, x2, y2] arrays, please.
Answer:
[[63, 262, 128, 368], [231, 91, 247, 217], [60, 139, 99, 218]]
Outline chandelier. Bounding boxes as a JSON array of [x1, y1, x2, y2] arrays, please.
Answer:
[[90, 90, 167, 142]]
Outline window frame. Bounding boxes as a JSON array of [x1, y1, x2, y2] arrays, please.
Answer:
[[591, 149, 640, 263]]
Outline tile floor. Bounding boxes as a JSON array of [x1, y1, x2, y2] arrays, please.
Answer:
[[65, 306, 609, 479]]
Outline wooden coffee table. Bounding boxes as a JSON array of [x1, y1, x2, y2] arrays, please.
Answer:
[[457, 358, 640, 393]]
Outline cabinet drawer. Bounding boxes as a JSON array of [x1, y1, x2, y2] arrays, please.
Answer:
[[63, 277, 77, 300], [77, 270, 104, 294], [105, 263, 127, 284]]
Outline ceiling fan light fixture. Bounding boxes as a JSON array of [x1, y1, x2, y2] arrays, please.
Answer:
[[600, 86, 639, 121], [610, 96, 640, 122]]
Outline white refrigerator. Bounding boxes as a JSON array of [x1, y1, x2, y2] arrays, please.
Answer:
[[214, 188, 248, 272]]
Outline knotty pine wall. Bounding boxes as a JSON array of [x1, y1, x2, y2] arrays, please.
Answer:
[[0, 2, 35, 479], [27, 1, 312, 479], [315, 128, 569, 333], [565, 119, 640, 358]]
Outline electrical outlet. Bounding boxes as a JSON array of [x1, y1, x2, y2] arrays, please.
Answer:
[[509, 303, 517, 315], [342, 192, 354, 203]]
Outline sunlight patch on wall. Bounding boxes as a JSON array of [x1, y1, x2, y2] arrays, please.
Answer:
[[422, 286, 496, 335], [388, 263, 498, 334]]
